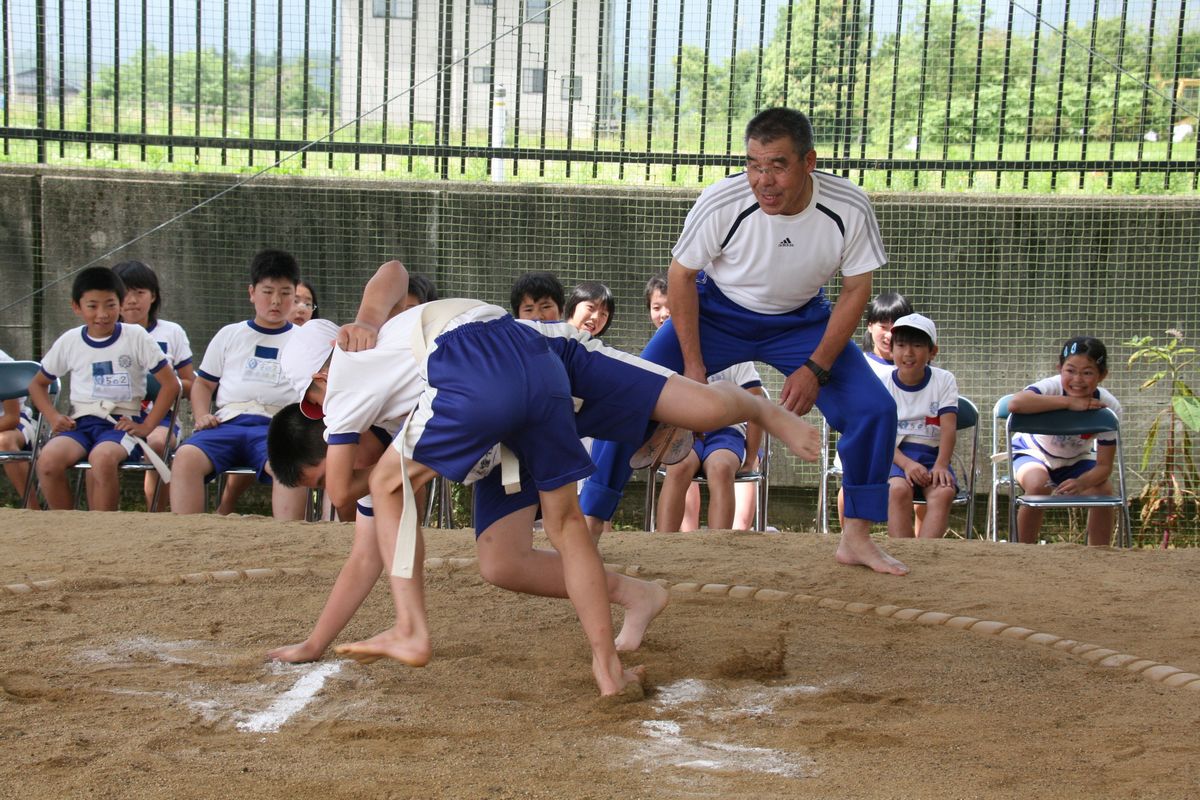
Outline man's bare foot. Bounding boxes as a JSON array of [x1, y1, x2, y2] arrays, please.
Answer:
[[333, 627, 432, 667], [835, 535, 909, 575], [266, 641, 324, 663], [615, 580, 670, 652]]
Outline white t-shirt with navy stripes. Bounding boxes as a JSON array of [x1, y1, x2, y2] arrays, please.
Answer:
[[886, 365, 959, 450], [196, 320, 298, 419], [40, 323, 169, 418], [672, 170, 887, 314], [1012, 375, 1122, 469]]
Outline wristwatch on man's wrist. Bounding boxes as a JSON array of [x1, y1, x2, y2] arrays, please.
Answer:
[[803, 358, 832, 386]]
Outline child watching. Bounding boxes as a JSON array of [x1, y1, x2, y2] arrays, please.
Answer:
[[1008, 336, 1121, 546], [883, 313, 959, 539], [645, 273, 670, 329], [112, 260, 195, 511], [168, 249, 309, 519], [565, 281, 614, 336], [27, 267, 180, 511], [510, 272, 564, 321], [0, 347, 38, 507], [290, 279, 320, 326], [863, 291, 914, 380]]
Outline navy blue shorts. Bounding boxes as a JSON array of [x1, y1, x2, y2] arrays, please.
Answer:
[[694, 426, 746, 465], [407, 317, 593, 492], [182, 414, 272, 482], [56, 415, 142, 459], [889, 441, 957, 489], [1013, 454, 1095, 485]]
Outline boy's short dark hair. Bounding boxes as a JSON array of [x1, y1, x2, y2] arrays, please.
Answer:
[[891, 326, 934, 350], [249, 249, 300, 287], [267, 404, 329, 487], [564, 281, 616, 337], [510, 272, 564, 315], [408, 273, 440, 304], [112, 260, 162, 325], [644, 274, 668, 309], [72, 266, 125, 304]]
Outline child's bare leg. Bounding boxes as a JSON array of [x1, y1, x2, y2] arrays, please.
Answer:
[[656, 453, 700, 532], [1015, 464, 1052, 544], [732, 480, 755, 530], [476, 506, 669, 652], [169, 444, 214, 514], [702, 450, 739, 530], [887, 478, 915, 538], [913, 503, 927, 536], [835, 518, 909, 575], [916, 485, 956, 539], [653, 377, 819, 462], [142, 426, 171, 511], [217, 473, 254, 514], [271, 481, 310, 521], [538, 483, 642, 696], [683, 482, 702, 531], [2, 460, 35, 507], [35, 436, 86, 510], [335, 450, 431, 667], [1087, 485, 1116, 547], [270, 513, 383, 662], [85, 441, 129, 511]]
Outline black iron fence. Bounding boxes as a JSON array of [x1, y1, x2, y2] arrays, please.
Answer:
[[1, 0, 1197, 191]]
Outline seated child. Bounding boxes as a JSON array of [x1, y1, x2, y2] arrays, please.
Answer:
[[565, 280, 614, 337], [1008, 336, 1120, 546], [884, 313, 959, 539], [0, 347, 39, 507], [27, 267, 180, 511], [645, 273, 670, 330], [265, 260, 821, 696], [289, 279, 320, 326], [510, 271, 564, 322], [168, 249, 309, 519], [113, 260, 195, 511]]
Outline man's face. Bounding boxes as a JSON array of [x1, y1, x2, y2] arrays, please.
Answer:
[[745, 136, 816, 216]]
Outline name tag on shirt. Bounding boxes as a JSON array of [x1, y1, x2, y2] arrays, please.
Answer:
[[92, 361, 133, 402]]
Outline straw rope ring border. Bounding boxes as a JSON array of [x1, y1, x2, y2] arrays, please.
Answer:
[[5, 558, 1199, 692]]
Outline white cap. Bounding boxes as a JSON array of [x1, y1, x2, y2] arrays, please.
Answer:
[[279, 318, 341, 418], [891, 313, 937, 345]]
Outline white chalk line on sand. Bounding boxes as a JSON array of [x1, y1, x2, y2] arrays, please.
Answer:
[[9, 556, 1200, 692], [236, 661, 343, 733]]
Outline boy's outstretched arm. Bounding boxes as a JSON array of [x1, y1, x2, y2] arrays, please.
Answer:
[[325, 441, 372, 516]]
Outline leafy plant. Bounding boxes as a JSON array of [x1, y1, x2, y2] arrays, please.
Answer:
[[1125, 330, 1200, 547]]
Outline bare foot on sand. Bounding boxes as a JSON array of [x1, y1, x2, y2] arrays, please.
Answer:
[[594, 659, 646, 698], [615, 580, 670, 652], [836, 533, 909, 576], [266, 640, 324, 664], [334, 627, 432, 667]]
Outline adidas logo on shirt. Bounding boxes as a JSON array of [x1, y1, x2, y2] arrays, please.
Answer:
[[779, 237, 794, 247]]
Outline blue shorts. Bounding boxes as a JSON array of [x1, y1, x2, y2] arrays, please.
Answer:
[[407, 317, 593, 493], [694, 426, 746, 465], [1013, 454, 1095, 485], [57, 415, 142, 459], [581, 278, 896, 522], [471, 332, 674, 537], [890, 441, 957, 491], [182, 414, 272, 483]]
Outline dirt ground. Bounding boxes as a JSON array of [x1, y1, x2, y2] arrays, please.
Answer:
[[2, 508, 1199, 799]]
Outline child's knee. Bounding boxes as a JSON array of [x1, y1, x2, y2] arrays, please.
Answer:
[[888, 478, 913, 503]]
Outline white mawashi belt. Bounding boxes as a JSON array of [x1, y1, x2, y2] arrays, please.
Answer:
[[215, 400, 285, 422], [390, 300, 520, 579], [72, 401, 172, 482]]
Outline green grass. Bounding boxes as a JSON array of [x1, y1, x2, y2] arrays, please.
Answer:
[[3, 99, 1197, 194]]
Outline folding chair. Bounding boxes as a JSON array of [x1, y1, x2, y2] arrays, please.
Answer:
[[0, 360, 57, 507], [817, 419, 842, 534], [644, 433, 771, 532], [986, 395, 1015, 541], [996, 394, 1132, 546], [911, 396, 980, 539], [72, 373, 182, 510], [423, 475, 457, 529]]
